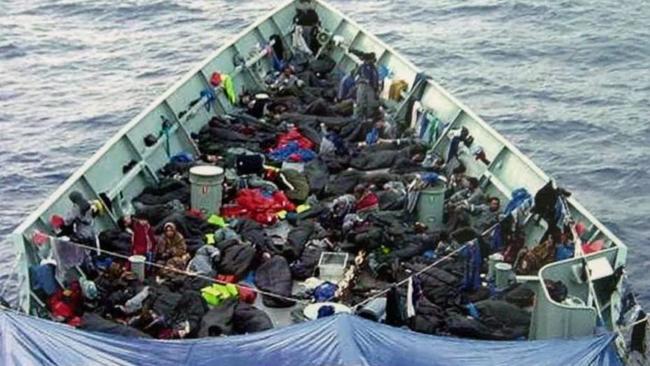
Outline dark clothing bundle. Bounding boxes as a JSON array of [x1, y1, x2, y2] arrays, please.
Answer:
[[198, 299, 273, 337]]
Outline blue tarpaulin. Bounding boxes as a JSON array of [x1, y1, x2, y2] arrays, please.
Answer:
[[0, 311, 620, 366]]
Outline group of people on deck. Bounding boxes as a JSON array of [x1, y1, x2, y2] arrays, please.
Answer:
[[29, 0, 604, 343]]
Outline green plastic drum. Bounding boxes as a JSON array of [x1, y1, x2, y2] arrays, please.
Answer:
[[495, 262, 514, 289], [189, 165, 224, 216], [416, 186, 446, 231]]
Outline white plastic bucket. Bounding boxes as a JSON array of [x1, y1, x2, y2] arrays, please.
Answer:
[[129, 255, 146, 281], [318, 252, 348, 284]]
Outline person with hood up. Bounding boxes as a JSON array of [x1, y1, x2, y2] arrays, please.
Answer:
[[64, 191, 97, 245], [157, 222, 189, 264], [352, 51, 380, 120]]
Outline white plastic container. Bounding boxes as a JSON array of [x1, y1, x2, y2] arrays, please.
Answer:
[[129, 255, 146, 281], [318, 252, 348, 283]]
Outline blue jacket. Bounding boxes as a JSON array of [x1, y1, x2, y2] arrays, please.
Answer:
[[337, 73, 356, 100]]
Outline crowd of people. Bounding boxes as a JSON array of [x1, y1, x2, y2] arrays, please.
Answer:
[[28, 1, 598, 342]]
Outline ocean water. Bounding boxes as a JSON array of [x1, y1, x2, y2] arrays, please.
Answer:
[[0, 0, 648, 307]]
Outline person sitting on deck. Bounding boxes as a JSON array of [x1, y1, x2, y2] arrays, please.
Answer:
[[516, 235, 557, 275], [271, 65, 305, 92], [156, 222, 189, 266], [445, 164, 469, 199], [448, 177, 485, 207], [241, 92, 272, 119], [372, 118, 399, 142], [554, 231, 575, 261], [451, 196, 503, 245], [469, 196, 502, 233]]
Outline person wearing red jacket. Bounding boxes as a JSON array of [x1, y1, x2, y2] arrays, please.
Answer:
[[119, 215, 157, 259]]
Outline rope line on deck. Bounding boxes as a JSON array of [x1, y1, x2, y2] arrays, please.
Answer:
[[350, 221, 501, 310], [351, 243, 469, 311], [41, 234, 311, 305], [37, 219, 503, 312]]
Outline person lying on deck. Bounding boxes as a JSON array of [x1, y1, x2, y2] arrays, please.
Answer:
[[266, 65, 333, 105]]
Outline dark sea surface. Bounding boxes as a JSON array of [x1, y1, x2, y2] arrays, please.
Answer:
[[0, 0, 648, 306]]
